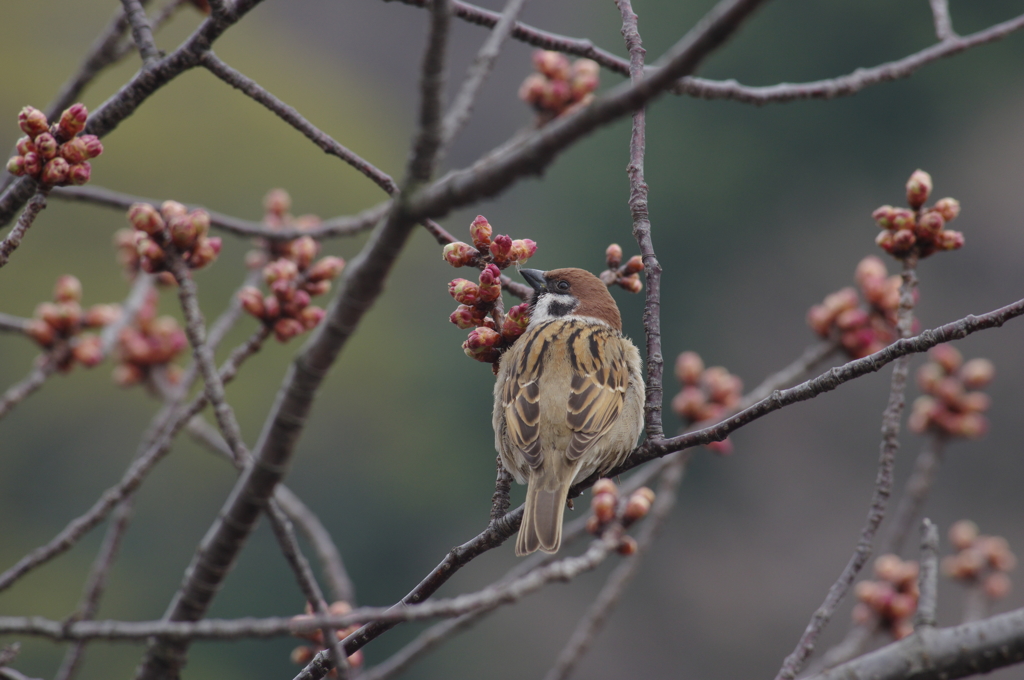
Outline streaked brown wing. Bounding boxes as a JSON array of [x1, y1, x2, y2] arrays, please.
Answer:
[[565, 327, 629, 461], [501, 326, 551, 468]]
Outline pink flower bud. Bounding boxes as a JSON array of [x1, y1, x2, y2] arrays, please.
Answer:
[[619, 273, 643, 293], [84, 303, 120, 327], [72, 334, 104, 367], [622, 255, 644, 275], [962, 392, 991, 413], [238, 286, 265, 319], [190, 209, 210, 238], [442, 241, 479, 267], [605, 243, 623, 269], [60, 137, 89, 164], [283, 289, 312, 316], [570, 68, 599, 101], [21, 152, 41, 177], [674, 351, 704, 385], [509, 238, 538, 264], [18, 106, 49, 137], [128, 203, 165, 235], [6, 156, 26, 176], [591, 491, 616, 523], [960, 358, 995, 389], [891, 228, 916, 252], [288, 235, 319, 269], [469, 215, 493, 250], [450, 304, 486, 330], [916, 210, 944, 237], [168, 214, 198, 249], [501, 303, 530, 341], [264, 259, 299, 284], [671, 385, 706, 421], [273, 317, 306, 342], [15, 136, 35, 155], [189, 237, 221, 269], [307, 256, 345, 282], [40, 157, 70, 185], [478, 264, 502, 302], [489, 234, 513, 264], [25, 319, 55, 347], [462, 326, 502, 362], [948, 520, 978, 551], [984, 572, 1012, 600], [890, 208, 915, 231], [623, 493, 651, 521], [136, 237, 165, 265], [930, 344, 962, 373], [51, 301, 82, 334], [263, 295, 281, 319], [855, 255, 887, 287], [302, 280, 331, 297], [936, 229, 964, 251], [57, 104, 89, 139], [78, 135, 103, 159], [448, 278, 481, 305], [617, 536, 639, 556], [161, 200, 188, 219], [298, 305, 325, 330], [835, 307, 869, 331], [872, 205, 897, 230], [518, 73, 548, 107], [264, 188, 291, 217], [533, 50, 571, 81], [54, 275, 83, 303], [67, 162, 92, 186], [957, 412, 988, 438], [933, 197, 960, 222], [906, 169, 932, 209], [541, 79, 572, 111], [34, 133, 58, 160]]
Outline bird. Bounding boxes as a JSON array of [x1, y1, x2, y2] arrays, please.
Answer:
[[493, 267, 645, 555]]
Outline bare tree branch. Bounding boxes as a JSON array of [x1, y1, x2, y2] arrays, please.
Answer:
[[0, 191, 48, 269], [929, 0, 955, 42], [0, 348, 69, 421], [120, 0, 161, 64], [879, 434, 946, 556], [916, 518, 939, 629], [0, 312, 31, 334]]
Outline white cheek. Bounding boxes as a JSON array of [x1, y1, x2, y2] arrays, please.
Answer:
[[528, 293, 577, 326]]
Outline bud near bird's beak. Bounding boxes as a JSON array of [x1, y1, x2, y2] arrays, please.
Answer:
[[520, 268, 546, 293]]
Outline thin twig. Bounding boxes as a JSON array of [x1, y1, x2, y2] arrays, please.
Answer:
[[0, 191, 48, 269], [774, 255, 919, 680], [916, 518, 939, 629], [879, 434, 946, 556], [0, 348, 68, 421], [0, 328, 268, 594], [929, 0, 955, 42], [0, 312, 31, 334], [616, 0, 664, 442], [440, 0, 529, 157], [120, 0, 161, 64], [544, 454, 687, 680], [100, 273, 154, 355]]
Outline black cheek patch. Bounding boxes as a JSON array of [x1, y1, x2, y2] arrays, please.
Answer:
[[548, 299, 576, 317]]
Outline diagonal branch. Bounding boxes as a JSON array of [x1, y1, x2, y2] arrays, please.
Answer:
[[120, 0, 161, 64], [0, 191, 48, 269]]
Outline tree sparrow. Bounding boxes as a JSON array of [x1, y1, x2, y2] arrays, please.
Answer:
[[493, 267, 645, 555]]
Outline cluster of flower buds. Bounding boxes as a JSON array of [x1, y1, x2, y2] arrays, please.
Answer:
[[586, 478, 655, 555], [670, 351, 742, 455], [873, 170, 964, 258], [125, 201, 221, 274], [244, 188, 327, 271], [942, 520, 1015, 601], [289, 601, 364, 674], [25, 275, 118, 371], [807, 256, 906, 359], [852, 554, 920, 640], [112, 290, 186, 387], [518, 51, 599, 122], [598, 244, 644, 293], [238, 252, 344, 343], [909, 345, 992, 439], [443, 216, 535, 368], [442, 215, 536, 270], [6, 104, 103, 186]]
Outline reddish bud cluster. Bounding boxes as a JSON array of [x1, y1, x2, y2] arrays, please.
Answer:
[[585, 478, 654, 555], [112, 290, 186, 387], [909, 345, 993, 439], [239, 254, 342, 343], [807, 256, 905, 359], [25, 275, 118, 372], [518, 51, 599, 123], [852, 554, 920, 640], [289, 601, 364, 674], [670, 351, 742, 455], [443, 216, 536, 368], [125, 201, 221, 275], [6, 104, 102, 186], [597, 243, 643, 293], [245, 188, 327, 271], [873, 170, 964, 258], [443, 215, 536, 270], [942, 520, 1015, 601]]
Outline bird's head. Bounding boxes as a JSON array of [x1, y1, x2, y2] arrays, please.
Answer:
[[520, 267, 622, 331]]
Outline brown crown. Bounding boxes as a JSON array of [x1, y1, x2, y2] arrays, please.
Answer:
[[544, 267, 622, 331]]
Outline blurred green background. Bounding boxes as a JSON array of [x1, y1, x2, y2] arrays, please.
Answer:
[[2, 1, 1024, 678]]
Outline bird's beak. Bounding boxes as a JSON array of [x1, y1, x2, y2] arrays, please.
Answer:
[[519, 269, 547, 293]]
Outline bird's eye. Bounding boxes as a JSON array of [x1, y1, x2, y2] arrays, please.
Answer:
[[555, 280, 570, 292]]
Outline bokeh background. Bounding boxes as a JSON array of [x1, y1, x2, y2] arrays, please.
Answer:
[[2, 1, 1024, 678]]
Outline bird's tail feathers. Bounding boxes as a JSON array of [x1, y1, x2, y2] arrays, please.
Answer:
[[516, 469, 575, 556]]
